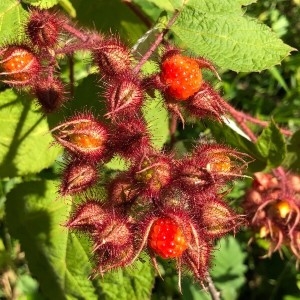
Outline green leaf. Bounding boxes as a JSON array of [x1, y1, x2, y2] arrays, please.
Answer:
[[21, 0, 58, 9], [105, 156, 127, 171], [142, 61, 169, 150], [170, 0, 294, 72], [256, 119, 286, 168], [0, 0, 28, 45], [15, 274, 40, 300], [0, 90, 61, 178], [210, 236, 247, 300], [6, 180, 98, 300], [96, 254, 155, 300], [143, 91, 169, 150]]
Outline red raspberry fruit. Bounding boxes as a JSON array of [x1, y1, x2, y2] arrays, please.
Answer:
[[148, 218, 188, 259], [160, 54, 203, 101]]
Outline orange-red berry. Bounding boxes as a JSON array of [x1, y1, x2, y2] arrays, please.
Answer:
[[160, 54, 203, 101], [148, 218, 188, 259]]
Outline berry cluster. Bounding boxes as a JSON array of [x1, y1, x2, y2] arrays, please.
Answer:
[[0, 9, 249, 289], [243, 168, 300, 258]]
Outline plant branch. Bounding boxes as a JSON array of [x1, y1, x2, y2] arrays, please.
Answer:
[[62, 23, 89, 42], [133, 10, 180, 74], [164, 114, 178, 152], [68, 55, 75, 97], [206, 274, 221, 300], [221, 100, 293, 139]]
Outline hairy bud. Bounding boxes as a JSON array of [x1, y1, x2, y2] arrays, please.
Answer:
[[52, 113, 108, 161], [200, 198, 244, 238], [109, 116, 151, 159], [243, 170, 300, 258], [186, 82, 225, 120], [66, 200, 108, 232], [107, 176, 136, 205], [34, 77, 66, 113], [0, 46, 40, 86], [26, 9, 61, 47], [104, 76, 143, 118], [93, 37, 132, 77], [60, 161, 98, 196], [132, 153, 173, 197]]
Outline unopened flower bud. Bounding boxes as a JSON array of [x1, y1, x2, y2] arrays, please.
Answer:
[[93, 38, 132, 77], [0, 46, 40, 86], [60, 161, 98, 196], [26, 9, 61, 47], [52, 113, 108, 161]]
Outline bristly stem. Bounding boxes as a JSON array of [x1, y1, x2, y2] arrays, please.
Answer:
[[62, 23, 89, 42], [165, 114, 178, 152], [133, 10, 180, 74], [68, 55, 75, 97], [206, 274, 221, 300], [222, 100, 293, 140]]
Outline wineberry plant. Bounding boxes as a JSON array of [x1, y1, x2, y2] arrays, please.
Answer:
[[0, 1, 300, 299]]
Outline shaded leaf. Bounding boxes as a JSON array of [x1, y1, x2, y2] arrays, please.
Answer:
[[256, 119, 286, 168], [181, 277, 210, 300], [70, 0, 147, 44], [47, 74, 106, 129], [283, 129, 300, 172], [0, 90, 61, 178], [182, 235, 247, 300], [6, 180, 98, 300]]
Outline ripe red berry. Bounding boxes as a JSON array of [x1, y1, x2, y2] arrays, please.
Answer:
[[148, 218, 188, 259], [0, 46, 40, 86], [160, 54, 203, 101]]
